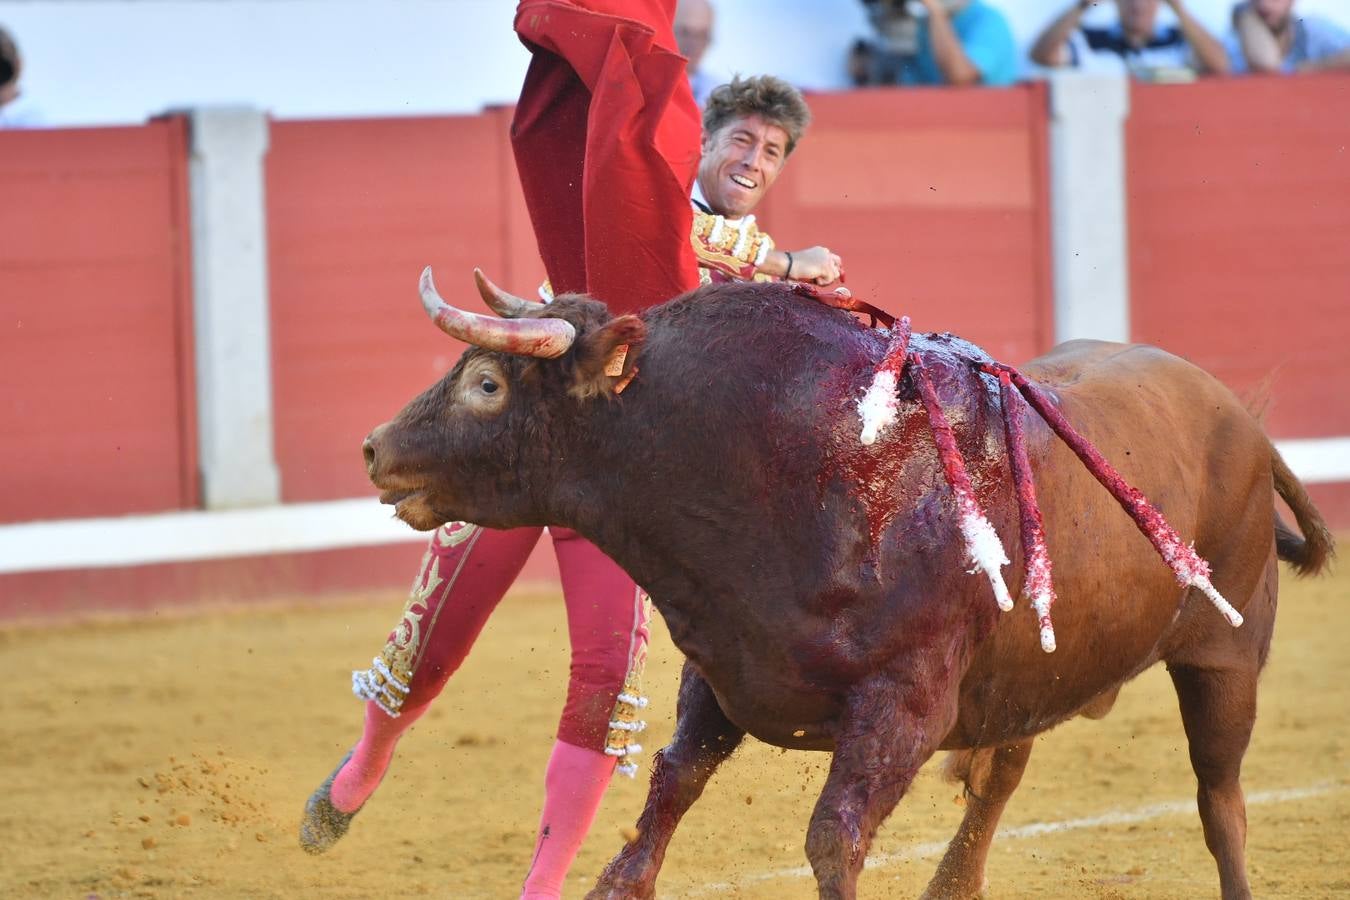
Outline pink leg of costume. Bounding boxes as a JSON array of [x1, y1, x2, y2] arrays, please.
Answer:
[[521, 528, 652, 898], [334, 522, 542, 811], [334, 522, 651, 900]]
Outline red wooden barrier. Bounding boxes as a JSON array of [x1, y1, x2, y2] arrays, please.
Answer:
[[7, 82, 1341, 529], [2, 77, 1344, 619], [0, 118, 197, 524], [759, 83, 1055, 364], [1127, 74, 1350, 439], [266, 114, 545, 502]]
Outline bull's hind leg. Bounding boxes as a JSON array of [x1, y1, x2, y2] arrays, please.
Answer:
[[587, 661, 744, 900], [920, 740, 1034, 900], [1168, 663, 1258, 900], [806, 672, 957, 900], [1165, 550, 1275, 900]]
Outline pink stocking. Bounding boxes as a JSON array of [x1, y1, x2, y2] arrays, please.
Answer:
[[515, 528, 649, 895], [520, 740, 617, 899], [330, 700, 428, 813]]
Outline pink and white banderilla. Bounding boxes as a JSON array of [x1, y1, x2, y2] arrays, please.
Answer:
[[909, 351, 1015, 615], [855, 339, 1241, 653], [858, 316, 911, 446], [980, 361, 1242, 630]]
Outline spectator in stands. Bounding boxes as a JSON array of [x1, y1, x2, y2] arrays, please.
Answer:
[[849, 0, 1019, 88], [1227, 0, 1350, 73], [1029, 0, 1230, 79], [675, 0, 720, 105], [0, 25, 23, 126], [0, 24, 38, 127]]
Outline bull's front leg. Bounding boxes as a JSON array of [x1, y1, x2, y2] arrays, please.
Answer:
[[805, 668, 959, 900], [587, 661, 744, 900]]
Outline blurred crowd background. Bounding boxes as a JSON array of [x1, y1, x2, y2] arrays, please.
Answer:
[[1, 0, 1348, 128]]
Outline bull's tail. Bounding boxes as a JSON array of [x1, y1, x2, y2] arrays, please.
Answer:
[[1272, 445, 1335, 577]]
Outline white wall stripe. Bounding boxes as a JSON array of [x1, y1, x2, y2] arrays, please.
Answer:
[[688, 781, 1339, 895], [1275, 437, 1350, 485], [0, 438, 1344, 575], [0, 498, 426, 575]]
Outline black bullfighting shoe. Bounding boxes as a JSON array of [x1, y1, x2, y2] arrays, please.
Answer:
[[299, 750, 359, 854]]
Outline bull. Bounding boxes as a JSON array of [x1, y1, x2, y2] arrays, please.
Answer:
[[362, 268, 1333, 900]]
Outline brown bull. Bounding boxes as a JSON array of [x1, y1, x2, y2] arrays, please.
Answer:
[[362, 269, 1333, 900]]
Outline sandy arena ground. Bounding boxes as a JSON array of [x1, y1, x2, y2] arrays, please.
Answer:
[[4, 554, 1348, 899]]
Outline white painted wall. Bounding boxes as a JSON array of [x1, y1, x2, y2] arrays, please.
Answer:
[[2, 0, 1347, 128], [1048, 73, 1132, 344], [188, 107, 282, 509]]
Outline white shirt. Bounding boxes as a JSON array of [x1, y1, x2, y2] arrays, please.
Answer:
[[1067, 25, 1194, 77]]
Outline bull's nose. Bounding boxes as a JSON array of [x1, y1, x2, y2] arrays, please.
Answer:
[[362, 435, 377, 475], [363, 423, 390, 476]]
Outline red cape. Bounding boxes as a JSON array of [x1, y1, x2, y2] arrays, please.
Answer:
[[512, 0, 702, 313]]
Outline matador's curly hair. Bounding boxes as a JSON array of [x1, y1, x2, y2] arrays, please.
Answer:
[[702, 75, 812, 156]]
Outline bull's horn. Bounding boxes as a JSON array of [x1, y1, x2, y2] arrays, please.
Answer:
[[419, 267, 575, 358], [474, 267, 547, 318]]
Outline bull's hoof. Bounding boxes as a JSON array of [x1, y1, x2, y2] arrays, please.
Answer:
[[585, 885, 654, 900], [585, 874, 657, 900], [918, 873, 991, 900], [299, 750, 359, 855]]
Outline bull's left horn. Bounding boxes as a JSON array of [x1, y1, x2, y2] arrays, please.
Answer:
[[474, 268, 547, 319], [419, 267, 575, 358]]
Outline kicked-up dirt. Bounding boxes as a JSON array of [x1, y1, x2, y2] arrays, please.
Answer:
[[2, 554, 1347, 898]]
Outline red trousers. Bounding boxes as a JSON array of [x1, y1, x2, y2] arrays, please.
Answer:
[[353, 523, 650, 758]]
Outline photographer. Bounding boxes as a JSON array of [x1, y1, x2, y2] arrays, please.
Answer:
[[850, 0, 1018, 88]]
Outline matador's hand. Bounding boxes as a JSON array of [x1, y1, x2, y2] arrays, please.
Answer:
[[789, 246, 844, 286]]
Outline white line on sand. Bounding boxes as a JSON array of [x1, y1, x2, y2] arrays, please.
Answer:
[[688, 781, 1338, 895]]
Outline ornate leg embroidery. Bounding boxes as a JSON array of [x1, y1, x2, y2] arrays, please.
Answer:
[[605, 589, 652, 778], [605, 671, 649, 778], [351, 522, 481, 716]]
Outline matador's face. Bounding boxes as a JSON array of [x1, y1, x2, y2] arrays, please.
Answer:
[[697, 114, 789, 220]]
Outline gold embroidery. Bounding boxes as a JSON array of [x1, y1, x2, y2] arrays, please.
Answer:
[[436, 521, 479, 548], [393, 555, 445, 673], [605, 590, 653, 777], [605, 670, 649, 777], [352, 525, 482, 717], [691, 210, 774, 282]]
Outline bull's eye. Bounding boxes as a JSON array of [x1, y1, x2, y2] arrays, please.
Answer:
[[480, 377, 499, 395]]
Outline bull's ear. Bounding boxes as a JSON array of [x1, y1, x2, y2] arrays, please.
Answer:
[[569, 315, 646, 400]]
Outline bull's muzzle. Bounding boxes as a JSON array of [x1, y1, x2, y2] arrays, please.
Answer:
[[363, 423, 415, 506], [362, 425, 385, 478]]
